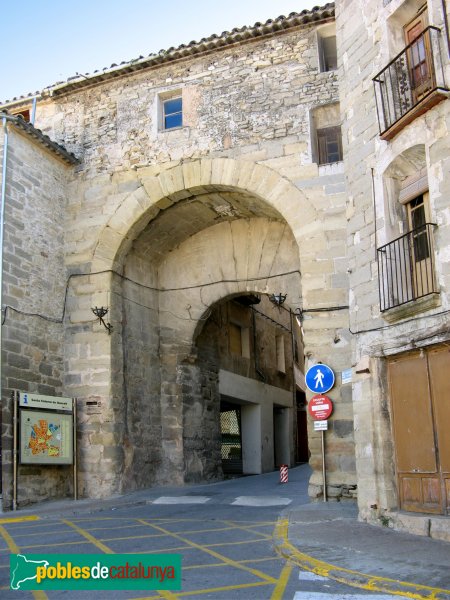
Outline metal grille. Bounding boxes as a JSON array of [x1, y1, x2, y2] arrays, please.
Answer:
[[373, 27, 448, 137], [377, 223, 438, 311], [220, 407, 242, 474]]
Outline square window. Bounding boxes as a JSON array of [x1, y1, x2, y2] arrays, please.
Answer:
[[163, 97, 182, 130], [317, 126, 343, 165]]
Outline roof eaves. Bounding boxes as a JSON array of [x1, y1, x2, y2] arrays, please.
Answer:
[[41, 3, 335, 99], [1, 113, 80, 165]]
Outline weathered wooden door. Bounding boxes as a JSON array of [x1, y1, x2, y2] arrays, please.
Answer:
[[388, 346, 449, 514], [404, 10, 433, 101]]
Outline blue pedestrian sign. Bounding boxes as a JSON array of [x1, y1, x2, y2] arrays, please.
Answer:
[[305, 363, 335, 394]]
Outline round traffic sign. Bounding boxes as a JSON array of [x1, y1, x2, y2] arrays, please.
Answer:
[[305, 363, 335, 394], [308, 394, 333, 420]]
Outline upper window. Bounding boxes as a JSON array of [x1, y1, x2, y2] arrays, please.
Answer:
[[163, 97, 182, 130], [317, 24, 337, 72], [319, 36, 337, 72], [317, 126, 343, 165]]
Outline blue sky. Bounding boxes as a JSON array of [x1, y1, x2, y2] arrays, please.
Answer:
[[1, 1, 320, 103]]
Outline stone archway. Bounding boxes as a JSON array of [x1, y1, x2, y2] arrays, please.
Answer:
[[70, 158, 322, 498]]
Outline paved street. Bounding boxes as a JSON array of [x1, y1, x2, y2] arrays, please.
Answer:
[[1, 466, 449, 599]]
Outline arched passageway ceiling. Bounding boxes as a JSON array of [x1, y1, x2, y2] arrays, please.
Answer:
[[132, 187, 283, 264], [91, 158, 317, 272]]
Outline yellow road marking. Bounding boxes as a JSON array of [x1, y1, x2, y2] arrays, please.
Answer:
[[135, 580, 272, 599], [0, 515, 40, 524], [138, 519, 278, 585], [223, 519, 273, 540], [274, 518, 450, 599], [184, 556, 279, 571], [0, 525, 20, 553], [0, 524, 48, 600], [62, 519, 115, 553], [61, 520, 178, 600], [270, 563, 293, 600]]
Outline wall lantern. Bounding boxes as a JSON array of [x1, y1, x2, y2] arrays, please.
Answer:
[[268, 293, 287, 307], [91, 306, 113, 334]]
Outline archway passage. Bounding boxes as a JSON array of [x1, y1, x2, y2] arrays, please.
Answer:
[[118, 181, 304, 490], [190, 293, 303, 482]]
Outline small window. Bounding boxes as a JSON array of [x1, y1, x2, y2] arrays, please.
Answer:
[[317, 126, 343, 165], [319, 35, 337, 72], [229, 323, 250, 358], [163, 97, 182, 130], [11, 109, 31, 122], [229, 323, 242, 356], [276, 335, 286, 374]]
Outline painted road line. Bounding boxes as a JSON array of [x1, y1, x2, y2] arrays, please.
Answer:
[[222, 520, 273, 541], [271, 563, 293, 600], [62, 520, 178, 600], [0, 524, 48, 600], [0, 515, 40, 524], [293, 595, 410, 599], [232, 496, 292, 507], [138, 518, 278, 585], [134, 581, 272, 599], [152, 496, 210, 505], [273, 518, 450, 600]]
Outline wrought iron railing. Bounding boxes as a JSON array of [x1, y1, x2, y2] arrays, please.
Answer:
[[373, 27, 448, 137], [377, 223, 438, 312]]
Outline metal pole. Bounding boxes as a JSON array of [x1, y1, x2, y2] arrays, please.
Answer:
[[73, 398, 77, 501], [1, 118, 9, 507], [13, 391, 18, 511], [322, 430, 327, 502]]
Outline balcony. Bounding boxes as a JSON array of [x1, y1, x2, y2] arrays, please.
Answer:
[[377, 223, 438, 312], [373, 27, 449, 140]]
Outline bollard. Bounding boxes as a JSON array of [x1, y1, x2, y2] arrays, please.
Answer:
[[280, 464, 288, 484]]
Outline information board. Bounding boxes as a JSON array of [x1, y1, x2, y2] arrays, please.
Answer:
[[20, 409, 73, 465]]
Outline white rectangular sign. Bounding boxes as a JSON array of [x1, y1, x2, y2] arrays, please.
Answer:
[[341, 368, 352, 385], [19, 392, 73, 412], [314, 420, 328, 431]]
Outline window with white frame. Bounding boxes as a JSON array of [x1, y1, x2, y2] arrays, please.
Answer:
[[160, 94, 183, 131]]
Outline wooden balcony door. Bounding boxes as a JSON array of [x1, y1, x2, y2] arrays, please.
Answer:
[[407, 192, 434, 297], [404, 10, 433, 101], [388, 346, 450, 515]]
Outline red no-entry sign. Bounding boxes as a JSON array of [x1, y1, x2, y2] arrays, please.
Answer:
[[308, 394, 333, 420]]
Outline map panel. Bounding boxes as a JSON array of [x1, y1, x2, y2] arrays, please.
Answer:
[[20, 410, 73, 465]]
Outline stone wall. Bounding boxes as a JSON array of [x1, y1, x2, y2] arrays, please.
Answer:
[[0, 125, 71, 508], [2, 11, 356, 504], [336, 0, 450, 524]]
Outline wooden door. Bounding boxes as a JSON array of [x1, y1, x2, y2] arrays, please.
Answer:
[[404, 10, 433, 101], [388, 347, 449, 514], [407, 192, 434, 298]]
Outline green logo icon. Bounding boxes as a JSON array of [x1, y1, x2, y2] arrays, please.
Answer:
[[10, 553, 182, 590]]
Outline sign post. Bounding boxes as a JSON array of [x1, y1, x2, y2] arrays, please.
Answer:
[[305, 364, 335, 503], [13, 392, 77, 510]]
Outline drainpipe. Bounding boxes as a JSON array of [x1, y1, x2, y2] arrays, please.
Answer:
[[0, 115, 9, 500], [442, 0, 450, 58], [30, 98, 37, 126]]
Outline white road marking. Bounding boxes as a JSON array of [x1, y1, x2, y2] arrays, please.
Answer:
[[298, 571, 328, 581], [231, 496, 292, 506], [152, 496, 210, 504]]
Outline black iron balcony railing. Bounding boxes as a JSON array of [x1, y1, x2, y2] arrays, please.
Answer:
[[377, 223, 438, 312], [373, 27, 448, 140]]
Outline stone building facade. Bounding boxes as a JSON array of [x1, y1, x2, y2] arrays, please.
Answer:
[[1, 4, 357, 511], [336, 0, 450, 539]]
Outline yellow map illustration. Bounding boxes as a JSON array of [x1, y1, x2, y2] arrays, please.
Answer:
[[28, 419, 60, 456], [20, 410, 73, 465]]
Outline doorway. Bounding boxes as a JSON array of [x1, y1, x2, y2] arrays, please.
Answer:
[[220, 402, 243, 475], [388, 345, 450, 514]]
